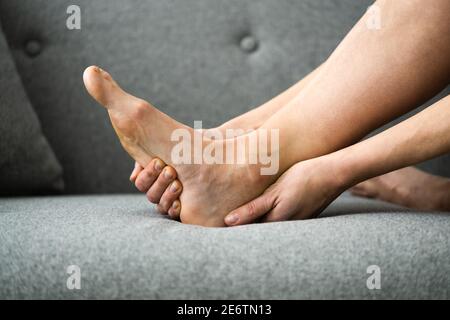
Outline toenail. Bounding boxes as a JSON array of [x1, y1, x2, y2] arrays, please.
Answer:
[[172, 202, 179, 210], [164, 169, 173, 179], [225, 214, 239, 225], [154, 160, 163, 171], [171, 182, 179, 193]]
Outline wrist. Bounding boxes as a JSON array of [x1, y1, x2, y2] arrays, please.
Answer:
[[322, 148, 362, 190]]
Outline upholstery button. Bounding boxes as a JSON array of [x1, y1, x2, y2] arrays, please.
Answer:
[[25, 40, 42, 57], [240, 36, 258, 53]]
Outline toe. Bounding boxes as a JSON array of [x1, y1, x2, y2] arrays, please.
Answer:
[[146, 166, 177, 203], [168, 200, 182, 220], [159, 180, 183, 213], [130, 162, 144, 182], [83, 66, 110, 106], [83, 65, 131, 110], [156, 204, 169, 215], [135, 159, 165, 192]]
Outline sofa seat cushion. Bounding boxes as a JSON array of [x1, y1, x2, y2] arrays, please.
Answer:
[[0, 194, 449, 299]]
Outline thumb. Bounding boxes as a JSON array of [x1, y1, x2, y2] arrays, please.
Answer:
[[225, 192, 276, 226]]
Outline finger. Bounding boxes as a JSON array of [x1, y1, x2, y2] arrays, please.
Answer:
[[261, 201, 295, 223], [158, 180, 183, 214], [135, 159, 165, 192], [261, 207, 291, 223], [146, 166, 177, 203], [224, 193, 276, 226], [130, 162, 144, 182], [168, 200, 182, 220]]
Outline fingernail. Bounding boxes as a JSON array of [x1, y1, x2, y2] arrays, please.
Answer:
[[172, 202, 179, 210], [154, 160, 163, 171], [171, 182, 179, 193], [225, 214, 239, 225], [164, 169, 173, 179]]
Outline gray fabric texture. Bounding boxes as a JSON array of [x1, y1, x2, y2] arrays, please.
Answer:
[[1, 194, 449, 299], [0, 24, 63, 196]]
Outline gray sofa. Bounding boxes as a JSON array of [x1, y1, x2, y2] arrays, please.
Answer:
[[0, 0, 449, 299]]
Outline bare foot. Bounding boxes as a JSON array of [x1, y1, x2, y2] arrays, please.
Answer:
[[83, 66, 273, 227], [351, 167, 450, 212]]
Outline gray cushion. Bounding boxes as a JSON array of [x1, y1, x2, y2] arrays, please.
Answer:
[[1, 194, 449, 299], [0, 24, 63, 196]]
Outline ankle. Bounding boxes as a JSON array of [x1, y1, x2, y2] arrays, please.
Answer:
[[321, 152, 355, 192]]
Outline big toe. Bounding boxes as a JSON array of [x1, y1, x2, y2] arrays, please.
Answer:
[[83, 66, 126, 109]]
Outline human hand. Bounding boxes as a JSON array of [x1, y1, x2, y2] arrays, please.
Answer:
[[128, 123, 256, 220], [128, 124, 242, 219], [224, 156, 347, 226], [130, 160, 183, 219]]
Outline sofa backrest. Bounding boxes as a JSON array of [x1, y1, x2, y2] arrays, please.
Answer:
[[0, 0, 448, 194]]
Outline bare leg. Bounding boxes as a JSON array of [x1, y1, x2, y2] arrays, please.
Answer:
[[217, 65, 322, 131], [255, 0, 450, 171], [129, 64, 323, 209], [85, 0, 450, 227], [351, 167, 450, 211], [226, 95, 450, 226]]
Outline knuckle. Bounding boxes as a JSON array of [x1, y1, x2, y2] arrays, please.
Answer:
[[146, 192, 159, 204], [164, 192, 177, 203], [268, 212, 281, 222], [160, 201, 169, 212], [144, 164, 156, 176], [156, 204, 165, 214], [136, 173, 152, 191], [135, 180, 147, 192], [246, 201, 258, 218], [263, 194, 276, 210], [143, 170, 153, 181]]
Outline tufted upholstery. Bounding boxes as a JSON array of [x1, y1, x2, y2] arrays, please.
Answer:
[[0, 0, 373, 193], [1, 0, 448, 194], [1, 0, 449, 300]]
